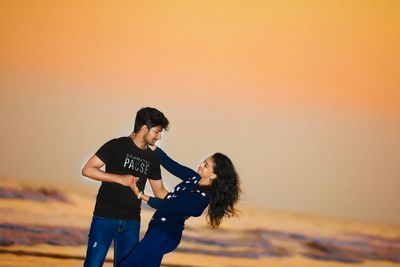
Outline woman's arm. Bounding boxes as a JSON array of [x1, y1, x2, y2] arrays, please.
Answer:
[[132, 178, 209, 217], [146, 192, 209, 217], [132, 180, 209, 217], [155, 147, 199, 181]]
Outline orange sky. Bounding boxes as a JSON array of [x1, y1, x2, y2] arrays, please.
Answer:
[[1, 1, 399, 224], [1, 0, 399, 114]]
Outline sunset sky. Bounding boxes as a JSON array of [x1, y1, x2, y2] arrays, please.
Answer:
[[1, 1, 399, 224]]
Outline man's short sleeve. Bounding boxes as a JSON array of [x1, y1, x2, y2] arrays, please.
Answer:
[[95, 139, 116, 164], [148, 153, 162, 180]]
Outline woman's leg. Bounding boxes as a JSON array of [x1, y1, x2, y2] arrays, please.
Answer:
[[118, 229, 179, 267]]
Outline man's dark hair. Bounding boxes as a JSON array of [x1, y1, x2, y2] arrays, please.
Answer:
[[133, 107, 169, 133]]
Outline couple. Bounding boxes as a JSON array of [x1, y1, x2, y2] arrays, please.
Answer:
[[82, 107, 240, 267]]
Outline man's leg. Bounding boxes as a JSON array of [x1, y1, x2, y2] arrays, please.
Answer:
[[84, 216, 118, 267], [114, 219, 140, 267]]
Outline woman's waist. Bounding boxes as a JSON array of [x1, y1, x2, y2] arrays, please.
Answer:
[[148, 214, 185, 233], [147, 222, 184, 238]]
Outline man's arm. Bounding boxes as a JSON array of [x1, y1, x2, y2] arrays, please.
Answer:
[[82, 155, 136, 186], [148, 178, 168, 199]]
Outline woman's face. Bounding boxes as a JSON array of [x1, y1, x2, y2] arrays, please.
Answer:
[[197, 156, 217, 180]]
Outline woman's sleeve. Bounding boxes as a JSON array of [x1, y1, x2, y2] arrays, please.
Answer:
[[155, 147, 198, 181], [147, 192, 209, 217]]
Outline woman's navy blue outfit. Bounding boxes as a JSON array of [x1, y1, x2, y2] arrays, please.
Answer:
[[119, 148, 210, 267]]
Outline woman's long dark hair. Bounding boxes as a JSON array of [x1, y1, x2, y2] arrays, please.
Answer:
[[207, 153, 240, 228]]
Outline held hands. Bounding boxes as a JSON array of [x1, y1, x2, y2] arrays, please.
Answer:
[[129, 180, 140, 196], [117, 174, 141, 197], [118, 174, 139, 187]]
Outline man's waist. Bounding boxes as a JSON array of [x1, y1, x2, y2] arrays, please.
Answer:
[[94, 201, 141, 220]]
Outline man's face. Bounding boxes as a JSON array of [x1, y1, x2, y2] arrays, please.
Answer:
[[144, 125, 163, 146]]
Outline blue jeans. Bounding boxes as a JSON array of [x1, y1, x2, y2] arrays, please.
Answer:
[[119, 228, 181, 267], [84, 216, 140, 267]]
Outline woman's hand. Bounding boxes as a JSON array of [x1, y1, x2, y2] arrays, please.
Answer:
[[129, 179, 140, 196], [130, 179, 151, 202]]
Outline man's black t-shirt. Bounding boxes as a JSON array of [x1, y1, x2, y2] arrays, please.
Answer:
[[93, 136, 161, 220]]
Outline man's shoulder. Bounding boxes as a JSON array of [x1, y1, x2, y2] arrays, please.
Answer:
[[114, 136, 130, 142], [105, 136, 129, 144], [98, 137, 129, 151]]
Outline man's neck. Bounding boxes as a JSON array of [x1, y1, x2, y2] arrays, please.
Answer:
[[130, 133, 147, 150]]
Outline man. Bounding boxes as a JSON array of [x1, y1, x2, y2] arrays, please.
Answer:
[[82, 107, 169, 267]]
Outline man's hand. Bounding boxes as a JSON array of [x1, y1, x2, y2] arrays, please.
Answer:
[[117, 175, 138, 187]]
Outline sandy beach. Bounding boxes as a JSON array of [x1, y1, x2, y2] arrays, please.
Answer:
[[1, 178, 399, 267]]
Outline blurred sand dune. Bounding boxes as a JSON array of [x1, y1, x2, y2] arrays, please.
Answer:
[[1, 178, 399, 267]]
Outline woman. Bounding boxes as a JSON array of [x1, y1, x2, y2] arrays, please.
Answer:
[[119, 146, 240, 267]]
